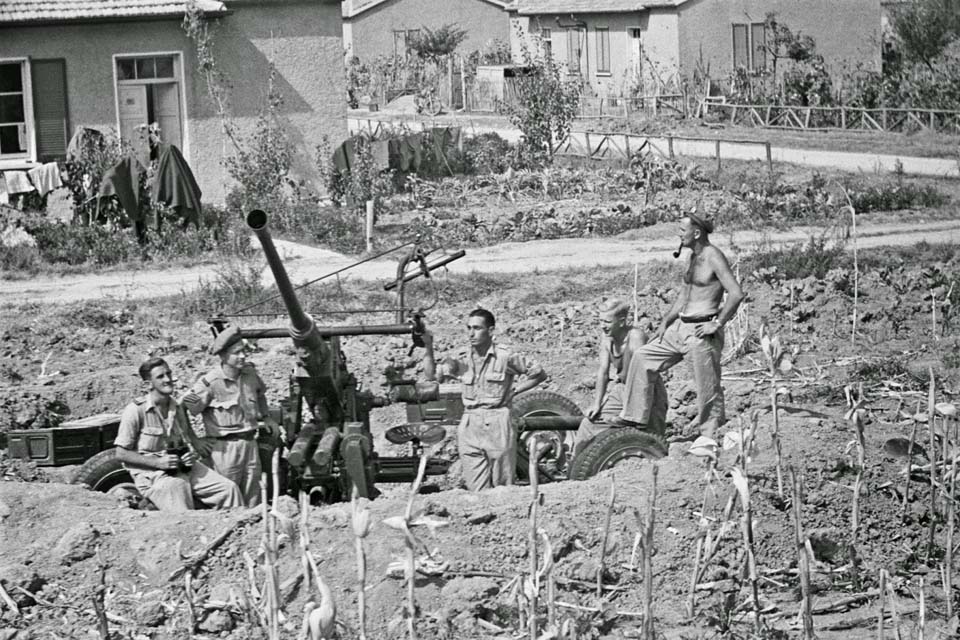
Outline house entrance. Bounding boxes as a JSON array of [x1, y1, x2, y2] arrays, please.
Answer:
[[114, 54, 183, 164]]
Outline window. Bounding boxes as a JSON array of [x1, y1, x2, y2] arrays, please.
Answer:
[[0, 58, 68, 164], [393, 29, 420, 57], [114, 53, 183, 164], [541, 28, 552, 58], [595, 27, 610, 74], [732, 22, 767, 71], [566, 28, 584, 73], [0, 61, 31, 160]]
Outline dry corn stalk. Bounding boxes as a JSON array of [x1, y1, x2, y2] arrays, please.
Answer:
[[901, 398, 924, 521], [597, 475, 616, 599], [641, 465, 658, 640], [790, 469, 814, 640], [844, 383, 866, 538], [351, 485, 372, 640], [732, 416, 763, 633], [527, 436, 540, 640], [927, 370, 938, 562]]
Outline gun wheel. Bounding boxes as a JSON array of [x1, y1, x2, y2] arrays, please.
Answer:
[[513, 390, 583, 483], [71, 447, 139, 495], [568, 428, 667, 481]]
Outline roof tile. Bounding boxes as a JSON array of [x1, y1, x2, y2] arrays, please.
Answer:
[[515, 0, 684, 15], [0, 0, 226, 24]]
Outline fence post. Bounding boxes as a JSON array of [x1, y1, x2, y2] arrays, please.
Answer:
[[882, 108, 887, 131], [840, 107, 846, 129], [668, 136, 674, 160], [930, 111, 935, 131], [765, 141, 772, 173], [715, 139, 721, 173], [365, 200, 375, 252], [460, 57, 467, 111]]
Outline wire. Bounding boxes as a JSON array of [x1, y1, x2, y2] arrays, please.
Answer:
[[229, 237, 419, 316]]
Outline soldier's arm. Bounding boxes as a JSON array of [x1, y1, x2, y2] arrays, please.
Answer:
[[589, 339, 613, 418], [422, 329, 437, 381], [114, 404, 177, 471], [181, 376, 212, 416], [710, 248, 745, 327], [509, 354, 547, 396]]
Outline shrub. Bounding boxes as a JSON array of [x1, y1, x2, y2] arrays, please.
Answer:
[[24, 220, 141, 266], [0, 244, 41, 273], [745, 232, 847, 283], [176, 258, 266, 319]]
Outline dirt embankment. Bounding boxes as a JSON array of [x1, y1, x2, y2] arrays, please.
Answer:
[[2, 249, 960, 639]]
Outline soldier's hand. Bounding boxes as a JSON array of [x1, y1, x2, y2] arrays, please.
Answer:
[[264, 417, 284, 441], [154, 453, 180, 471], [182, 391, 201, 406], [587, 402, 602, 421], [655, 322, 668, 343], [193, 438, 214, 458], [180, 450, 198, 467]]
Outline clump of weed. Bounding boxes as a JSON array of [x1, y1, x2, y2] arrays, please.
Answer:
[[745, 232, 847, 283]]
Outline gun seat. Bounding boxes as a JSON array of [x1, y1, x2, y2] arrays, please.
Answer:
[[385, 423, 447, 446]]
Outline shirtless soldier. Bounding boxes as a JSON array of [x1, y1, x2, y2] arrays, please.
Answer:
[[615, 212, 744, 438], [573, 299, 667, 457]]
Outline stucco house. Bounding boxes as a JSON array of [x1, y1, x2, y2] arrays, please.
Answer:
[[342, 0, 512, 61], [510, 0, 881, 97], [0, 0, 347, 203]]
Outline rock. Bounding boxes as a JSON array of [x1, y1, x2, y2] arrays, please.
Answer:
[[198, 610, 235, 633], [55, 522, 99, 565], [807, 527, 850, 564], [668, 442, 689, 457], [0, 629, 18, 640], [440, 577, 499, 616], [135, 601, 167, 627], [273, 495, 299, 520], [0, 500, 9, 519], [0, 563, 46, 607], [466, 511, 496, 525]]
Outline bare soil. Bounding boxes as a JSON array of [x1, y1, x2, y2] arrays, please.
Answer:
[[2, 232, 960, 639]]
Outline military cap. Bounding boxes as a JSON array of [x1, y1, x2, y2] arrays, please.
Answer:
[[685, 208, 715, 234], [210, 324, 243, 355], [599, 298, 630, 321]]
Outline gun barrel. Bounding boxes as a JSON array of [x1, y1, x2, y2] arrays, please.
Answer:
[[247, 209, 314, 336]]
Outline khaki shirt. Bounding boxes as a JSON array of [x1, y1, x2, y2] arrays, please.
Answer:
[[187, 364, 266, 437], [447, 343, 539, 410], [114, 394, 190, 488]]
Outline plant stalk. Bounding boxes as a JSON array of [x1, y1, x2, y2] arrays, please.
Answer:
[[642, 465, 658, 640], [791, 469, 814, 639], [598, 474, 616, 599]]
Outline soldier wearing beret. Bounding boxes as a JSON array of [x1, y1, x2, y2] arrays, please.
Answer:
[[114, 357, 243, 511], [573, 298, 668, 456], [614, 212, 744, 439], [182, 325, 281, 506], [421, 308, 547, 491]]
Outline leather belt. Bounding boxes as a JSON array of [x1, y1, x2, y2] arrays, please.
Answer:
[[216, 430, 256, 441], [680, 314, 718, 324]]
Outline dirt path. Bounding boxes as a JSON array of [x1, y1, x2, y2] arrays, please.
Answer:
[[3, 219, 960, 306]]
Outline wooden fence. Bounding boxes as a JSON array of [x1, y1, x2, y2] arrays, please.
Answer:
[[711, 103, 960, 134]]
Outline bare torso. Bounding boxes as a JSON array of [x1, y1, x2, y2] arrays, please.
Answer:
[[680, 246, 725, 318]]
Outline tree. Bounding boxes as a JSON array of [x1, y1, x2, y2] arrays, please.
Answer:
[[504, 46, 581, 164], [893, 0, 960, 71], [763, 13, 817, 79], [407, 24, 467, 62]]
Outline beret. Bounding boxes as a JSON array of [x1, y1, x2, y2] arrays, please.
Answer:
[[599, 298, 630, 320], [210, 324, 243, 355], [686, 210, 715, 234]]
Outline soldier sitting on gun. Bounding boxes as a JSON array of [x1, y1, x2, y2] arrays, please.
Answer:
[[573, 299, 668, 457], [421, 309, 547, 491], [114, 357, 243, 511], [183, 325, 281, 507]]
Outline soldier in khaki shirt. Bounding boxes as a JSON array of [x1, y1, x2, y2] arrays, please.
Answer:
[[183, 325, 281, 506], [114, 357, 242, 511], [422, 308, 547, 491]]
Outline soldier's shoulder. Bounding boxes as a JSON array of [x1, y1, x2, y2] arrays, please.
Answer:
[[132, 395, 148, 405]]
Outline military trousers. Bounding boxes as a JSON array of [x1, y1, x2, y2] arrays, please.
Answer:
[[458, 407, 515, 491], [140, 462, 243, 511], [620, 320, 725, 438], [203, 433, 262, 507]]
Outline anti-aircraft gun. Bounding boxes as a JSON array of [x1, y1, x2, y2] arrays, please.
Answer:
[[70, 209, 666, 502]]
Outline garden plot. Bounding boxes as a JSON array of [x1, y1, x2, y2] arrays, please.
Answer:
[[3, 240, 960, 639]]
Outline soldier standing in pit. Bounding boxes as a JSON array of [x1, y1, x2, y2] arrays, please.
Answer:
[[421, 308, 547, 491], [614, 212, 744, 439], [114, 357, 242, 511], [183, 325, 281, 506], [573, 299, 668, 457]]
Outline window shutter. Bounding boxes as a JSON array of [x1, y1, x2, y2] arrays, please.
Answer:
[[732, 24, 749, 69], [751, 24, 767, 71], [31, 58, 68, 161]]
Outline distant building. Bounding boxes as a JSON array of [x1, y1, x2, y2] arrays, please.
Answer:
[[510, 0, 882, 96], [0, 0, 348, 202], [342, 0, 512, 61]]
